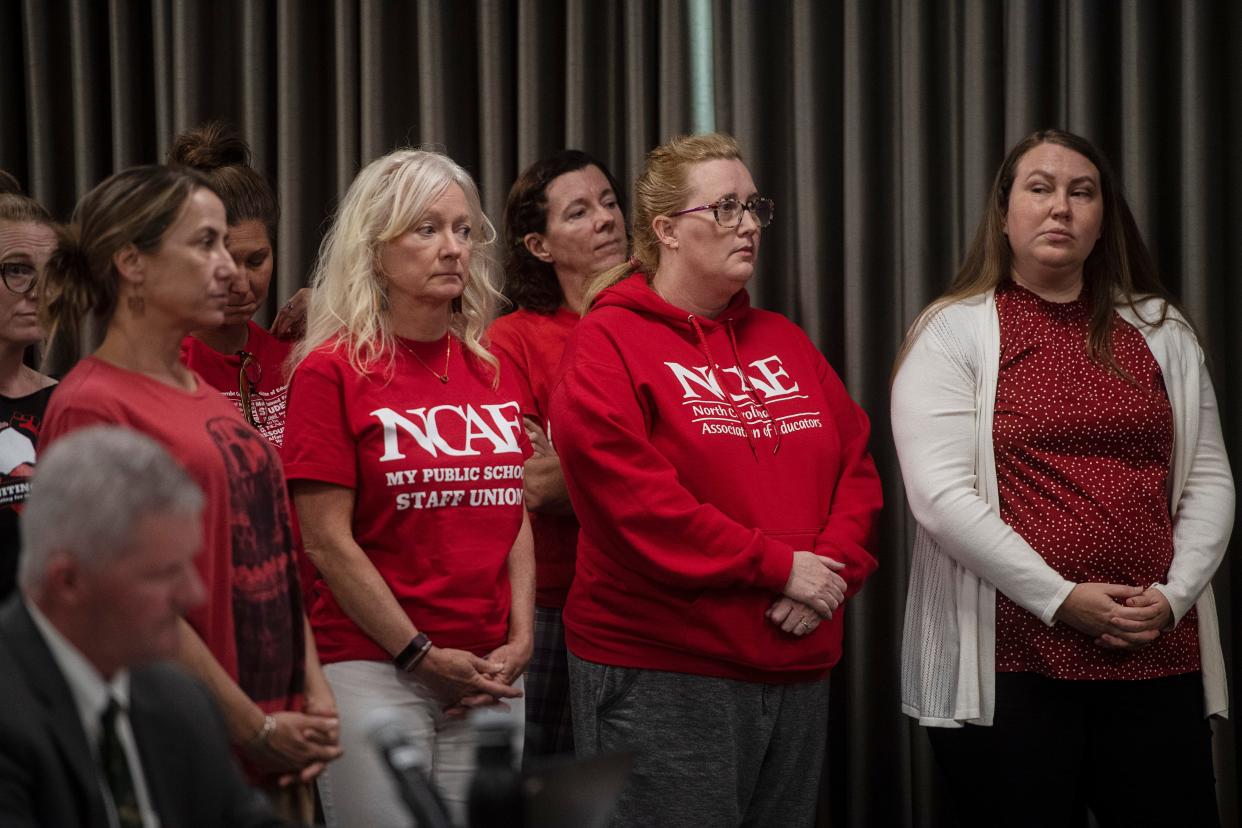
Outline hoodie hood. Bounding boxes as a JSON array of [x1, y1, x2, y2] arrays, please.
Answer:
[[595, 272, 770, 458], [593, 272, 753, 330]]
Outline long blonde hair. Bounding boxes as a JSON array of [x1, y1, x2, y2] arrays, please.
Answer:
[[293, 148, 503, 379], [583, 133, 743, 309]]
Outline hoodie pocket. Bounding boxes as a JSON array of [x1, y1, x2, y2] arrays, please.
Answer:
[[761, 527, 823, 553]]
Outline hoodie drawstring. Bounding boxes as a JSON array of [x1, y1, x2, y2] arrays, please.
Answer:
[[687, 315, 780, 460], [724, 319, 781, 456]]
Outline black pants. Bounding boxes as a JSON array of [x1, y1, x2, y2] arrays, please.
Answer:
[[927, 671, 1218, 828]]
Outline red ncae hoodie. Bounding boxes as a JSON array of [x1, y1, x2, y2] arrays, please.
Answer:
[[549, 273, 882, 683]]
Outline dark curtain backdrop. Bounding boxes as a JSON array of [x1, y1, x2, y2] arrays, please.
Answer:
[[2, 1, 1239, 825]]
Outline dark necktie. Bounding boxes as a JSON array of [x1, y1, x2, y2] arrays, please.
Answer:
[[99, 696, 143, 828]]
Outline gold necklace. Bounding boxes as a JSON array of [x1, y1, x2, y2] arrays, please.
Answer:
[[398, 334, 452, 383]]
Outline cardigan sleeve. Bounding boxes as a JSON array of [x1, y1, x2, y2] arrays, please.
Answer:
[[1153, 337, 1235, 625], [891, 311, 1075, 625]]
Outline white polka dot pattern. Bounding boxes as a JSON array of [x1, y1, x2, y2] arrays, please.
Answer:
[[991, 282, 1199, 680]]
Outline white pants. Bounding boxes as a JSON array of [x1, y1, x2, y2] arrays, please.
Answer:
[[319, 660, 525, 828]]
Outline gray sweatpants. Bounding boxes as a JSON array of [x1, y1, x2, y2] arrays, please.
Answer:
[[568, 652, 829, 828]]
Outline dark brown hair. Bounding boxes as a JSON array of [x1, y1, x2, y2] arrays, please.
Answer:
[[40, 165, 216, 362], [0, 192, 53, 225], [502, 150, 625, 314], [896, 128, 1185, 375], [169, 121, 279, 243]]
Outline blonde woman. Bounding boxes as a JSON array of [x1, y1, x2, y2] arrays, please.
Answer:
[[283, 148, 534, 827], [550, 133, 881, 826]]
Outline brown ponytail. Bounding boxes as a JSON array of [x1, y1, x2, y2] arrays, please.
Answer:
[[38, 165, 216, 370]]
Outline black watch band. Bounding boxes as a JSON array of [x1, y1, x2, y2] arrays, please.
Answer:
[[394, 632, 432, 672]]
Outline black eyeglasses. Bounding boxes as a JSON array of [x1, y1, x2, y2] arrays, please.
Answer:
[[668, 196, 775, 229], [237, 351, 267, 428], [0, 262, 37, 295]]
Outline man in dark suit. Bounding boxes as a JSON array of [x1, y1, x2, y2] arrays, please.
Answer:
[[0, 425, 287, 828]]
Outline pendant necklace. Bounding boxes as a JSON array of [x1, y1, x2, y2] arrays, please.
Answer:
[[399, 334, 451, 383]]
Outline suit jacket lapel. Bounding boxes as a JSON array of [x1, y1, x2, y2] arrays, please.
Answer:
[[0, 599, 109, 828], [128, 671, 180, 826]]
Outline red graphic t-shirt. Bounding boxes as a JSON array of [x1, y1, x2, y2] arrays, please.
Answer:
[[0, 385, 55, 601], [488, 307, 580, 608], [41, 357, 305, 713], [180, 321, 293, 446], [282, 335, 532, 663]]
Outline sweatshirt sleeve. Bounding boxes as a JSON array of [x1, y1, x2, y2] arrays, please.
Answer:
[[281, 355, 358, 488], [1153, 338, 1235, 625], [550, 338, 794, 594], [891, 314, 1075, 625], [810, 357, 882, 598]]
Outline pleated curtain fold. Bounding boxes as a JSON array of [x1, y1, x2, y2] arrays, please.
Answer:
[[3, 2, 1238, 825]]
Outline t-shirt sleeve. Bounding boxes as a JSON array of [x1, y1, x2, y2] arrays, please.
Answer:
[[488, 324, 538, 418], [39, 398, 116, 451], [495, 363, 535, 462], [281, 355, 358, 488]]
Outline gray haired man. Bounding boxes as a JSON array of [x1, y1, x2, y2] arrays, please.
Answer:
[[0, 425, 286, 828]]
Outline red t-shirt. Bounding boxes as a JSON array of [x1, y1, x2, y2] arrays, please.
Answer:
[[179, 321, 293, 447], [487, 307, 580, 608], [281, 335, 532, 663], [993, 282, 1199, 679], [40, 357, 305, 712]]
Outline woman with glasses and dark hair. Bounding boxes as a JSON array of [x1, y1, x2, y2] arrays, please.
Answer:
[[892, 129, 1232, 826], [548, 133, 882, 827], [0, 189, 57, 601], [171, 122, 293, 446], [489, 149, 627, 760], [37, 164, 341, 822]]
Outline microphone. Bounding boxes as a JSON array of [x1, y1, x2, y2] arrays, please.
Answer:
[[467, 707, 525, 828], [366, 709, 455, 828]]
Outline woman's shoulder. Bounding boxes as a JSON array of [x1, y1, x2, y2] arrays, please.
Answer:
[[909, 293, 992, 345], [294, 338, 352, 373]]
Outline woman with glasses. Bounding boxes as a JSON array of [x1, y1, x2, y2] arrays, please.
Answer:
[[171, 122, 293, 446], [548, 133, 882, 827], [282, 148, 533, 827], [892, 130, 1231, 826], [489, 149, 627, 761], [37, 165, 341, 821], [0, 190, 57, 601]]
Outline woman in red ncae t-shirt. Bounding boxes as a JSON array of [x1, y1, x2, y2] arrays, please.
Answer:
[[37, 165, 340, 814], [283, 149, 533, 828], [489, 149, 627, 761]]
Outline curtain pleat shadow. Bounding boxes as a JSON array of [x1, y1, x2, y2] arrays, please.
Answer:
[[2, 2, 1239, 825]]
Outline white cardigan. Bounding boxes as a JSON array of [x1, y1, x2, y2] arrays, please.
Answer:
[[892, 290, 1234, 727]]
